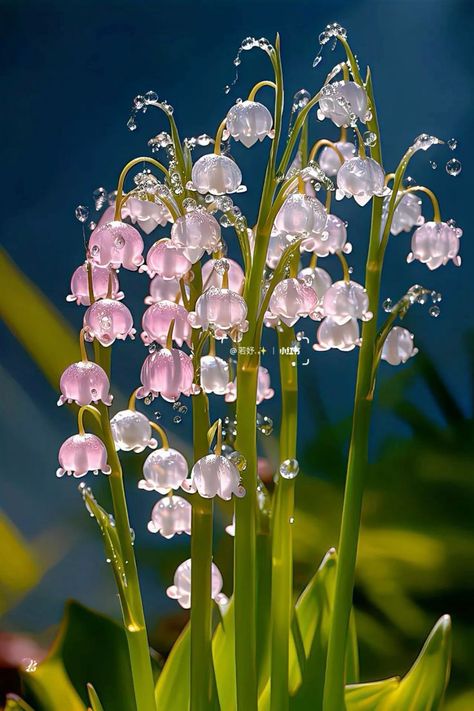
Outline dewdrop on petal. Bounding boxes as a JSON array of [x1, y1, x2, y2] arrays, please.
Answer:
[[137, 348, 196, 402], [226, 100, 273, 148], [323, 280, 372, 324], [141, 239, 192, 280], [141, 301, 192, 347], [225, 366, 274, 405], [188, 287, 249, 341], [67, 263, 123, 305], [382, 192, 424, 236], [88, 221, 144, 271], [317, 81, 369, 127], [138, 447, 189, 493], [314, 316, 361, 352], [110, 410, 158, 453], [407, 221, 462, 270], [166, 559, 227, 609], [336, 157, 386, 206], [182, 453, 245, 500], [266, 277, 318, 327], [202, 258, 245, 294], [56, 434, 111, 478], [191, 154, 243, 195], [147, 495, 192, 538], [318, 141, 356, 176], [171, 208, 221, 263], [83, 299, 135, 346], [58, 361, 113, 407], [381, 326, 418, 366], [274, 193, 327, 236], [301, 214, 352, 256], [200, 355, 231, 395]]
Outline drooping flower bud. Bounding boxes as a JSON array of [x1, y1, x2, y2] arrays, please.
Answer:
[[382, 192, 424, 237], [225, 366, 274, 405], [58, 361, 113, 407], [56, 434, 111, 478], [188, 287, 249, 341], [226, 100, 273, 148], [67, 263, 123, 306], [182, 454, 245, 500], [138, 447, 189, 493], [323, 280, 372, 324], [141, 301, 192, 347], [166, 559, 227, 609], [171, 208, 222, 263], [300, 214, 352, 256], [265, 277, 318, 327], [89, 221, 144, 271], [313, 316, 361, 351], [274, 193, 327, 236], [137, 348, 196, 401], [317, 81, 369, 127], [83, 299, 135, 346], [200, 355, 231, 395], [318, 141, 357, 176], [381, 326, 418, 365], [407, 221, 462, 270], [191, 154, 243, 195], [141, 239, 192, 280], [147, 496, 192, 538], [110, 410, 158, 452], [337, 157, 386, 206]]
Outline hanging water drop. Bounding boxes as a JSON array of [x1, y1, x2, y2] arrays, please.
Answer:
[[127, 116, 137, 132], [429, 305, 440, 318], [430, 160, 437, 170], [363, 131, 377, 147], [75, 205, 89, 223], [446, 158, 462, 176], [383, 298, 393, 312], [447, 138, 457, 151], [279, 458, 300, 480]]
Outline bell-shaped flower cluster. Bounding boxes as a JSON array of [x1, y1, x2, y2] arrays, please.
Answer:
[[300, 213, 352, 256], [144, 275, 183, 305], [322, 280, 373, 324], [200, 355, 231, 395], [147, 496, 192, 538], [382, 192, 424, 237], [123, 196, 172, 234], [274, 193, 327, 237]]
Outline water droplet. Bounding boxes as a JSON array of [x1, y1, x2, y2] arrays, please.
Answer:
[[75, 205, 89, 223], [145, 90, 158, 103], [179, 405, 188, 414], [22, 658, 38, 673], [93, 187, 107, 210], [91, 244, 99, 256], [115, 236, 125, 248], [446, 158, 462, 176], [313, 53, 323, 68], [227, 450, 247, 471], [100, 315, 112, 330], [260, 416, 273, 436], [173, 415, 182, 424], [429, 305, 440, 318], [144, 395, 153, 405], [431, 291, 442, 304], [173, 401, 181, 410], [127, 116, 137, 131], [430, 160, 437, 170], [148, 343, 157, 353], [241, 37, 255, 50], [279, 458, 299, 480], [133, 95, 146, 109], [292, 89, 311, 111], [447, 138, 457, 151], [383, 298, 393, 312], [363, 131, 377, 147], [447, 218, 457, 228], [224, 85, 230, 94], [289, 516, 295, 524], [88, 220, 96, 231]]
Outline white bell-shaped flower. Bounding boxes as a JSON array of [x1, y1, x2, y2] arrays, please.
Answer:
[[318, 141, 357, 176], [110, 409, 158, 453], [317, 81, 369, 127], [123, 196, 172, 234], [381, 326, 418, 366], [182, 453, 245, 500], [171, 209, 221, 263], [407, 221, 462, 270], [313, 316, 361, 351], [226, 100, 273, 148], [147, 495, 191, 538], [298, 266, 332, 302], [138, 447, 189, 493], [300, 214, 352, 256], [266, 229, 291, 269], [188, 286, 249, 341], [225, 366, 274, 405], [144, 275, 183, 305], [337, 157, 386, 206], [200, 355, 231, 395], [274, 193, 327, 236], [382, 192, 424, 236], [191, 154, 243, 195], [166, 559, 227, 609], [323, 280, 373, 324], [265, 277, 318, 327], [202, 258, 245, 294]]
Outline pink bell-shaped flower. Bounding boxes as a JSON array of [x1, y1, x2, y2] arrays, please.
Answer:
[[200, 355, 231, 395], [323, 280, 372, 324], [83, 299, 135, 346], [171, 209, 221, 263], [317, 81, 369, 127], [137, 348, 195, 401], [141, 239, 192, 280], [226, 100, 273, 148], [298, 266, 332, 303], [144, 275, 184, 305], [318, 141, 357, 176], [110, 409, 158, 452], [89, 221, 144, 271], [407, 221, 462, 270], [141, 301, 192, 347], [313, 316, 361, 352], [337, 157, 386, 206], [225, 366, 274, 405], [266, 230, 291, 269], [202, 258, 245, 294], [191, 154, 243, 195], [58, 361, 113, 407], [147, 496, 192, 538], [188, 287, 249, 341], [123, 196, 172, 234], [382, 192, 424, 236], [266, 278, 318, 327], [381, 326, 418, 366], [301, 214, 352, 256], [274, 193, 327, 236], [166, 559, 226, 609], [138, 446, 189, 493], [183, 453, 245, 500], [56, 433, 111, 478], [67, 263, 123, 305]]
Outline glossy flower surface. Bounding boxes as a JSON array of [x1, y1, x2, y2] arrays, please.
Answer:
[[337, 157, 386, 206], [323, 280, 372, 324], [166, 559, 226, 609], [300, 214, 351, 256], [407, 221, 462, 270], [266, 277, 318, 327], [188, 287, 249, 341], [318, 141, 356, 176], [183, 453, 245, 500], [171, 209, 221, 263], [147, 495, 192, 538], [381, 326, 418, 366], [200, 355, 231, 395], [57, 434, 110, 478], [138, 447, 189, 493], [298, 266, 332, 303], [141, 301, 191, 347], [137, 348, 195, 401], [123, 196, 172, 234], [191, 154, 243, 195], [382, 192, 424, 236], [202, 258, 245, 294], [58, 361, 112, 407], [83, 299, 135, 346], [226, 366, 274, 405], [144, 275, 183, 305], [274, 193, 327, 236], [110, 409, 157, 453], [89, 221, 144, 271], [141, 239, 192, 280], [313, 316, 360, 351], [67, 263, 123, 305], [226, 100, 273, 147], [317, 81, 369, 127]]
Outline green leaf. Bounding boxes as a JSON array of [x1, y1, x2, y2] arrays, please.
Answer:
[[23, 601, 136, 711], [345, 678, 400, 709], [0, 511, 42, 615], [5, 695, 37, 711], [154, 622, 190, 710], [87, 684, 105, 711], [213, 598, 236, 710]]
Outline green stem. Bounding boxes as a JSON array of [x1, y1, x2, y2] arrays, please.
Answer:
[[270, 325, 298, 711], [94, 342, 156, 711]]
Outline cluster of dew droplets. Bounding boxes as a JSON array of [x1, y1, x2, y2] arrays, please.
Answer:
[[446, 138, 462, 176], [74, 185, 118, 235], [312, 22, 348, 68], [383, 284, 443, 320], [126, 90, 174, 133], [224, 36, 274, 95], [256, 412, 274, 436], [413, 133, 462, 176]]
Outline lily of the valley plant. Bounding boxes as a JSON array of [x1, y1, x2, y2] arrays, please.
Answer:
[[37, 23, 460, 711]]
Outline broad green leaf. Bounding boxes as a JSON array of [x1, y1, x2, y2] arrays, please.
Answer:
[[213, 598, 235, 710], [87, 684, 105, 711], [345, 678, 400, 709], [22, 656, 86, 711], [5, 695, 37, 711], [154, 622, 190, 710], [0, 511, 42, 614]]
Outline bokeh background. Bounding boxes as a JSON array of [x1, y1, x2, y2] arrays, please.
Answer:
[[1, 0, 473, 707]]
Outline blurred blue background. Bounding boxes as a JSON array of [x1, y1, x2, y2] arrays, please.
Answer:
[[1, 0, 473, 703]]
